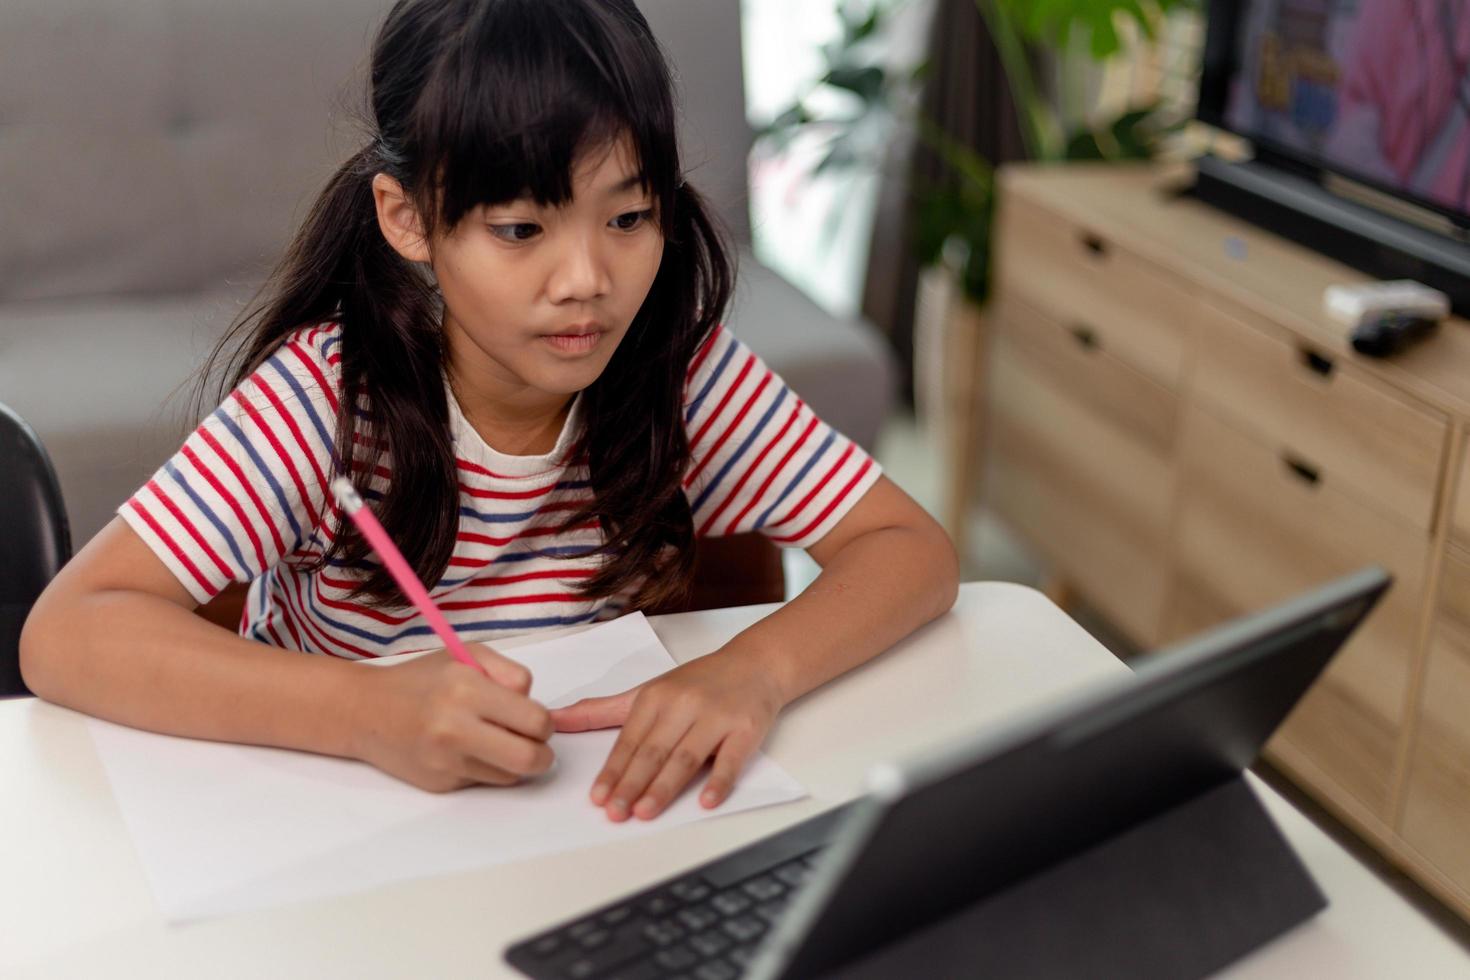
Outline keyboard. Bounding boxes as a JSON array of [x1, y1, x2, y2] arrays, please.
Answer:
[[504, 804, 852, 980]]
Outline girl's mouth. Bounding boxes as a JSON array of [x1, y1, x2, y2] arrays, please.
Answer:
[[541, 331, 604, 355]]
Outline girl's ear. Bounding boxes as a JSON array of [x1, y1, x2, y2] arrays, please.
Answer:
[[371, 173, 432, 263]]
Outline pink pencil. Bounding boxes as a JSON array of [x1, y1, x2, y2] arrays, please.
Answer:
[[330, 477, 486, 675]]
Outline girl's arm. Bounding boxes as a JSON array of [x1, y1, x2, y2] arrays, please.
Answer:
[[551, 475, 959, 820], [20, 518, 555, 792]]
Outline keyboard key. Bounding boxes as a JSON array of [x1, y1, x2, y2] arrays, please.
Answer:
[[728, 945, 759, 967], [601, 905, 634, 927], [722, 915, 766, 943], [689, 929, 731, 958], [695, 961, 738, 980], [564, 958, 597, 980], [754, 899, 788, 924], [643, 919, 685, 946], [774, 861, 811, 888], [669, 877, 713, 903], [676, 903, 720, 932], [655, 945, 699, 970], [576, 928, 611, 949], [530, 934, 562, 958], [569, 919, 600, 940], [605, 963, 664, 980], [710, 889, 752, 916], [643, 894, 677, 917], [742, 875, 786, 901]]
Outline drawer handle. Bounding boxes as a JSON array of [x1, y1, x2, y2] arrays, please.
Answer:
[[1299, 348, 1335, 378], [1071, 324, 1100, 350], [1080, 233, 1108, 258], [1283, 454, 1321, 487]]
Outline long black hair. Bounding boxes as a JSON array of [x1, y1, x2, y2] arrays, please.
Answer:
[[198, 0, 734, 610]]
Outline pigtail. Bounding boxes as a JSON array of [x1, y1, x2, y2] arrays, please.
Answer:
[[195, 141, 460, 607]]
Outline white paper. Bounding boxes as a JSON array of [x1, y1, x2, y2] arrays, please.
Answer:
[[87, 613, 807, 922]]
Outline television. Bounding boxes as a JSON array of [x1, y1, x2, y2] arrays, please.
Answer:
[[1194, 0, 1470, 315]]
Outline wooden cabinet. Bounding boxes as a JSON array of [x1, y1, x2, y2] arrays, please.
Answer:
[[969, 163, 1470, 921]]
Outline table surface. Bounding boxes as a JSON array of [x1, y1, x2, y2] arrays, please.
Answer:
[[4, 583, 1469, 979]]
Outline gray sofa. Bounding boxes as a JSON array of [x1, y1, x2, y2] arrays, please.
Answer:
[[0, 0, 896, 549]]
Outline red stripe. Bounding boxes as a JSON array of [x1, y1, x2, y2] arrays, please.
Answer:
[[685, 324, 723, 381], [285, 340, 340, 416], [247, 375, 328, 522], [727, 411, 817, 533], [771, 458, 874, 544], [770, 444, 856, 531], [698, 394, 802, 535], [265, 569, 315, 654], [262, 619, 289, 648], [180, 444, 267, 570], [688, 353, 756, 453], [147, 480, 235, 581], [283, 570, 378, 659], [199, 427, 288, 557], [685, 371, 771, 488], [231, 388, 316, 520], [459, 480, 565, 500], [456, 458, 512, 479], [127, 499, 216, 596]]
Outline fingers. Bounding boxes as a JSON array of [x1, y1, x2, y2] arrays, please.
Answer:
[[590, 704, 667, 815], [460, 757, 520, 787], [455, 718, 555, 780], [466, 643, 532, 694], [466, 676, 553, 742], [701, 728, 758, 809], [550, 688, 639, 733], [629, 722, 726, 820]]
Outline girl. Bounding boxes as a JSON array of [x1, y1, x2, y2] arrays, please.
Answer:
[[20, 0, 958, 823]]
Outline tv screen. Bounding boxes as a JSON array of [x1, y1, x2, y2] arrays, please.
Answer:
[[1199, 0, 1470, 224]]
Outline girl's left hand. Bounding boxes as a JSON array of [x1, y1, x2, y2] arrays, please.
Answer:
[[549, 650, 786, 821]]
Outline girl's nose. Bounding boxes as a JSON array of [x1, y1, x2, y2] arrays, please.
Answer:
[[546, 234, 612, 303]]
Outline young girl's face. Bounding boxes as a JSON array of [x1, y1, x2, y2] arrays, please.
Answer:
[[431, 135, 665, 405]]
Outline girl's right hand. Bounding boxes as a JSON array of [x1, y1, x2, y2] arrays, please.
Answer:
[[350, 644, 555, 792]]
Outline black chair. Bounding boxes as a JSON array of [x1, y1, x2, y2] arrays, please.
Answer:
[[1, 402, 71, 697]]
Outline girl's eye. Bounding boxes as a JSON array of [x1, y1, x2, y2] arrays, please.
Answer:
[[611, 209, 653, 232], [489, 222, 541, 243]]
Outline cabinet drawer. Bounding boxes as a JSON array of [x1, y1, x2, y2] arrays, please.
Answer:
[[1193, 301, 1448, 532], [995, 192, 1192, 391], [1454, 435, 1470, 549], [1441, 548, 1470, 633], [991, 292, 1176, 455], [984, 333, 1176, 644], [1400, 618, 1470, 903], [1174, 404, 1427, 819]]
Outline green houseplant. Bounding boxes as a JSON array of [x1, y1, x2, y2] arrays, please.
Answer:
[[760, 0, 1195, 306], [757, 0, 1195, 537]]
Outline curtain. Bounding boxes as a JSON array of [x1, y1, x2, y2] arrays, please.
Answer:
[[859, 0, 1030, 402]]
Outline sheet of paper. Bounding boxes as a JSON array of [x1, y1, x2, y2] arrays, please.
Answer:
[[87, 613, 806, 922]]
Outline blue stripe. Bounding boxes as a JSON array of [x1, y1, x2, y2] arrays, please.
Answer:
[[690, 387, 788, 514], [459, 505, 546, 524], [755, 430, 836, 529], [265, 355, 333, 454], [212, 408, 305, 544], [684, 338, 737, 423], [163, 460, 248, 573], [320, 334, 341, 355]]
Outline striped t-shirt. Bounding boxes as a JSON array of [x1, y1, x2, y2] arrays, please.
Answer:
[[120, 321, 881, 657]]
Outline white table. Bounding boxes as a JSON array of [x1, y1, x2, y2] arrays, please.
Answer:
[[3, 583, 1468, 978]]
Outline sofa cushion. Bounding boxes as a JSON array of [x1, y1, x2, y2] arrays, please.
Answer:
[[0, 287, 251, 542]]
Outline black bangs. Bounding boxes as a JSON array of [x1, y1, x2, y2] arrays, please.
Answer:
[[414, 0, 680, 232]]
